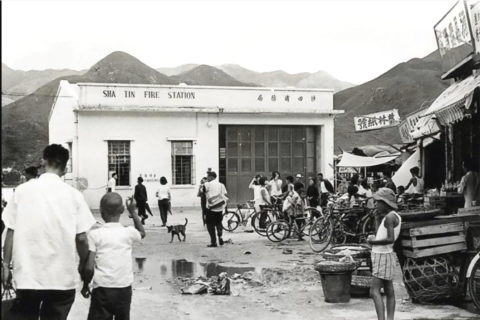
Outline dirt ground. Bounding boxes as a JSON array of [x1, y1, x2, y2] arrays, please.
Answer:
[[10, 206, 480, 320]]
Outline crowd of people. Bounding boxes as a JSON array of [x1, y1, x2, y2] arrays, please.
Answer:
[[1, 143, 478, 320]]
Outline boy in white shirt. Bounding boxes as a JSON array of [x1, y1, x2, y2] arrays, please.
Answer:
[[81, 193, 146, 320]]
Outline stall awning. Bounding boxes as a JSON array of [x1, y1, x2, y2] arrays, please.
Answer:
[[336, 152, 399, 167], [392, 149, 420, 189], [420, 74, 480, 125]]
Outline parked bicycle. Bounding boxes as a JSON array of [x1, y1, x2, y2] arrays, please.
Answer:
[[309, 198, 376, 253], [266, 207, 322, 243], [222, 197, 283, 236], [467, 247, 480, 311]]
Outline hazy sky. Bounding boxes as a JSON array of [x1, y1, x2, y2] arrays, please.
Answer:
[[2, 0, 455, 84]]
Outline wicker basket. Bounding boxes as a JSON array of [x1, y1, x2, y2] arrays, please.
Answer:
[[351, 275, 372, 296], [403, 256, 462, 302], [314, 261, 361, 273]]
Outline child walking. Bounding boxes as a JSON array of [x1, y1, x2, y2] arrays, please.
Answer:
[[367, 188, 402, 320], [81, 192, 146, 320]]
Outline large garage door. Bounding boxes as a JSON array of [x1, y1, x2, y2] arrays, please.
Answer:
[[220, 126, 316, 205]]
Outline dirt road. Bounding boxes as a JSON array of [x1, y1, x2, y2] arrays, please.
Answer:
[[63, 208, 479, 320]]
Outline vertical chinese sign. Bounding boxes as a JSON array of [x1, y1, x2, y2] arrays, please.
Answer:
[[434, 1, 474, 73], [353, 109, 401, 133], [471, 1, 480, 60]]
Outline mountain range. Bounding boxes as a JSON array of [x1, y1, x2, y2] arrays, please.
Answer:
[[2, 49, 448, 168]]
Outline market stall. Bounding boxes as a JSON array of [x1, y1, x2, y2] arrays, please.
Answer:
[[394, 207, 480, 303]]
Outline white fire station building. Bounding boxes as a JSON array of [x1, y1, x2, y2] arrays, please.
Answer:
[[49, 81, 342, 209]]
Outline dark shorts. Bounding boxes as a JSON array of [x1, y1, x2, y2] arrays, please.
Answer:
[[88, 286, 132, 320], [9, 289, 76, 320]]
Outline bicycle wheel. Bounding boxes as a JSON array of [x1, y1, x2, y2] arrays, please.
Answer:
[[469, 256, 480, 311], [222, 211, 240, 232], [252, 210, 276, 236], [362, 214, 376, 237], [266, 221, 290, 243], [309, 216, 333, 253], [331, 222, 347, 245]]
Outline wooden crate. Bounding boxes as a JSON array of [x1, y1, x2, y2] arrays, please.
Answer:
[[458, 206, 480, 214], [424, 196, 446, 208], [401, 222, 467, 258], [441, 191, 462, 198]]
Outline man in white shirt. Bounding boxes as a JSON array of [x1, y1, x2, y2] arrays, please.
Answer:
[[203, 171, 227, 247], [2, 144, 96, 320], [107, 172, 117, 193], [458, 158, 480, 208]]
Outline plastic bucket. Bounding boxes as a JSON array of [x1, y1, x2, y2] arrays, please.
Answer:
[[319, 271, 352, 303]]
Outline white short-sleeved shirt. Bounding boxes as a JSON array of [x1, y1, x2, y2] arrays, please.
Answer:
[[2, 173, 96, 290], [205, 180, 228, 212], [269, 179, 282, 196], [88, 223, 141, 288], [108, 178, 116, 191], [156, 185, 170, 200]]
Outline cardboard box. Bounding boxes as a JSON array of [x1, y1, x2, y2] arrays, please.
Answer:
[[458, 206, 480, 214]]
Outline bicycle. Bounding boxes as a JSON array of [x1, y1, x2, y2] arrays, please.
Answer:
[[266, 207, 323, 243], [309, 199, 375, 253], [466, 249, 480, 311], [222, 197, 283, 236]]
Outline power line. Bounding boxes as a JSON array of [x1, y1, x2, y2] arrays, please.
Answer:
[[2, 92, 75, 98]]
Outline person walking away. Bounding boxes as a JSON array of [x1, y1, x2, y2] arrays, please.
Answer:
[[204, 171, 227, 247], [318, 173, 334, 207], [382, 169, 397, 194], [81, 193, 145, 320], [405, 167, 424, 195], [134, 177, 148, 225], [368, 188, 402, 320], [25, 166, 38, 182], [257, 177, 273, 229], [1, 144, 96, 320], [268, 171, 283, 201], [156, 177, 171, 227], [458, 158, 480, 208], [197, 177, 208, 228], [306, 177, 319, 208], [107, 172, 117, 193]]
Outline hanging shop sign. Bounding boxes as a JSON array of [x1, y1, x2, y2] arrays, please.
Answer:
[[354, 109, 401, 133], [434, 0, 475, 73], [398, 108, 440, 143], [470, 1, 480, 58]]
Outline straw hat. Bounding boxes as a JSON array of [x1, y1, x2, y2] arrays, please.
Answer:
[[373, 188, 398, 210]]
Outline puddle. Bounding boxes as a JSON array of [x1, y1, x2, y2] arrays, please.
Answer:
[[134, 258, 259, 280]]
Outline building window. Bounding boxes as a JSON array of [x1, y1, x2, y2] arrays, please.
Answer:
[[172, 141, 195, 185], [108, 141, 131, 186], [67, 142, 73, 173]]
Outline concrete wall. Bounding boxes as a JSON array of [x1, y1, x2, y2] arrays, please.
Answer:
[[77, 111, 218, 209]]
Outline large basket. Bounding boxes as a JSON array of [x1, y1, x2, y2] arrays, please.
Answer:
[[314, 261, 361, 273], [351, 275, 372, 296], [403, 256, 462, 303]]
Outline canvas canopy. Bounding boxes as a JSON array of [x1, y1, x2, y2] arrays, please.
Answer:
[[392, 149, 420, 188], [336, 152, 399, 167]]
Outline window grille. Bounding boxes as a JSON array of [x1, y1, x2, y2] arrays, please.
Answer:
[[108, 141, 131, 186], [171, 141, 195, 185]]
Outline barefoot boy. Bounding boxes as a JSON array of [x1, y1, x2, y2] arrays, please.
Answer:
[[368, 188, 402, 320], [81, 193, 146, 320]]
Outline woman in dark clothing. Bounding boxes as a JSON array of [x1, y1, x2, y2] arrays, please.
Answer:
[[134, 177, 149, 225], [306, 177, 319, 208], [197, 177, 208, 227]]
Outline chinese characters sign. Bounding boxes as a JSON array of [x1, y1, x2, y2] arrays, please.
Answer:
[[434, 1, 474, 72], [138, 173, 159, 183], [471, 1, 480, 56], [398, 108, 441, 143], [257, 94, 316, 102], [354, 109, 401, 133]]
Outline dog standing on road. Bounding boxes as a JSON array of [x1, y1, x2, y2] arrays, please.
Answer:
[[167, 218, 188, 243]]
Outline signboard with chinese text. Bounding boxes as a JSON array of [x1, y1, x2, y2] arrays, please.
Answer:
[[398, 107, 439, 143], [354, 109, 401, 133], [470, 1, 480, 57], [434, 1, 474, 72]]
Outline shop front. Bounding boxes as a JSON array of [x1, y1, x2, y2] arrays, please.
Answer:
[[49, 81, 342, 209]]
